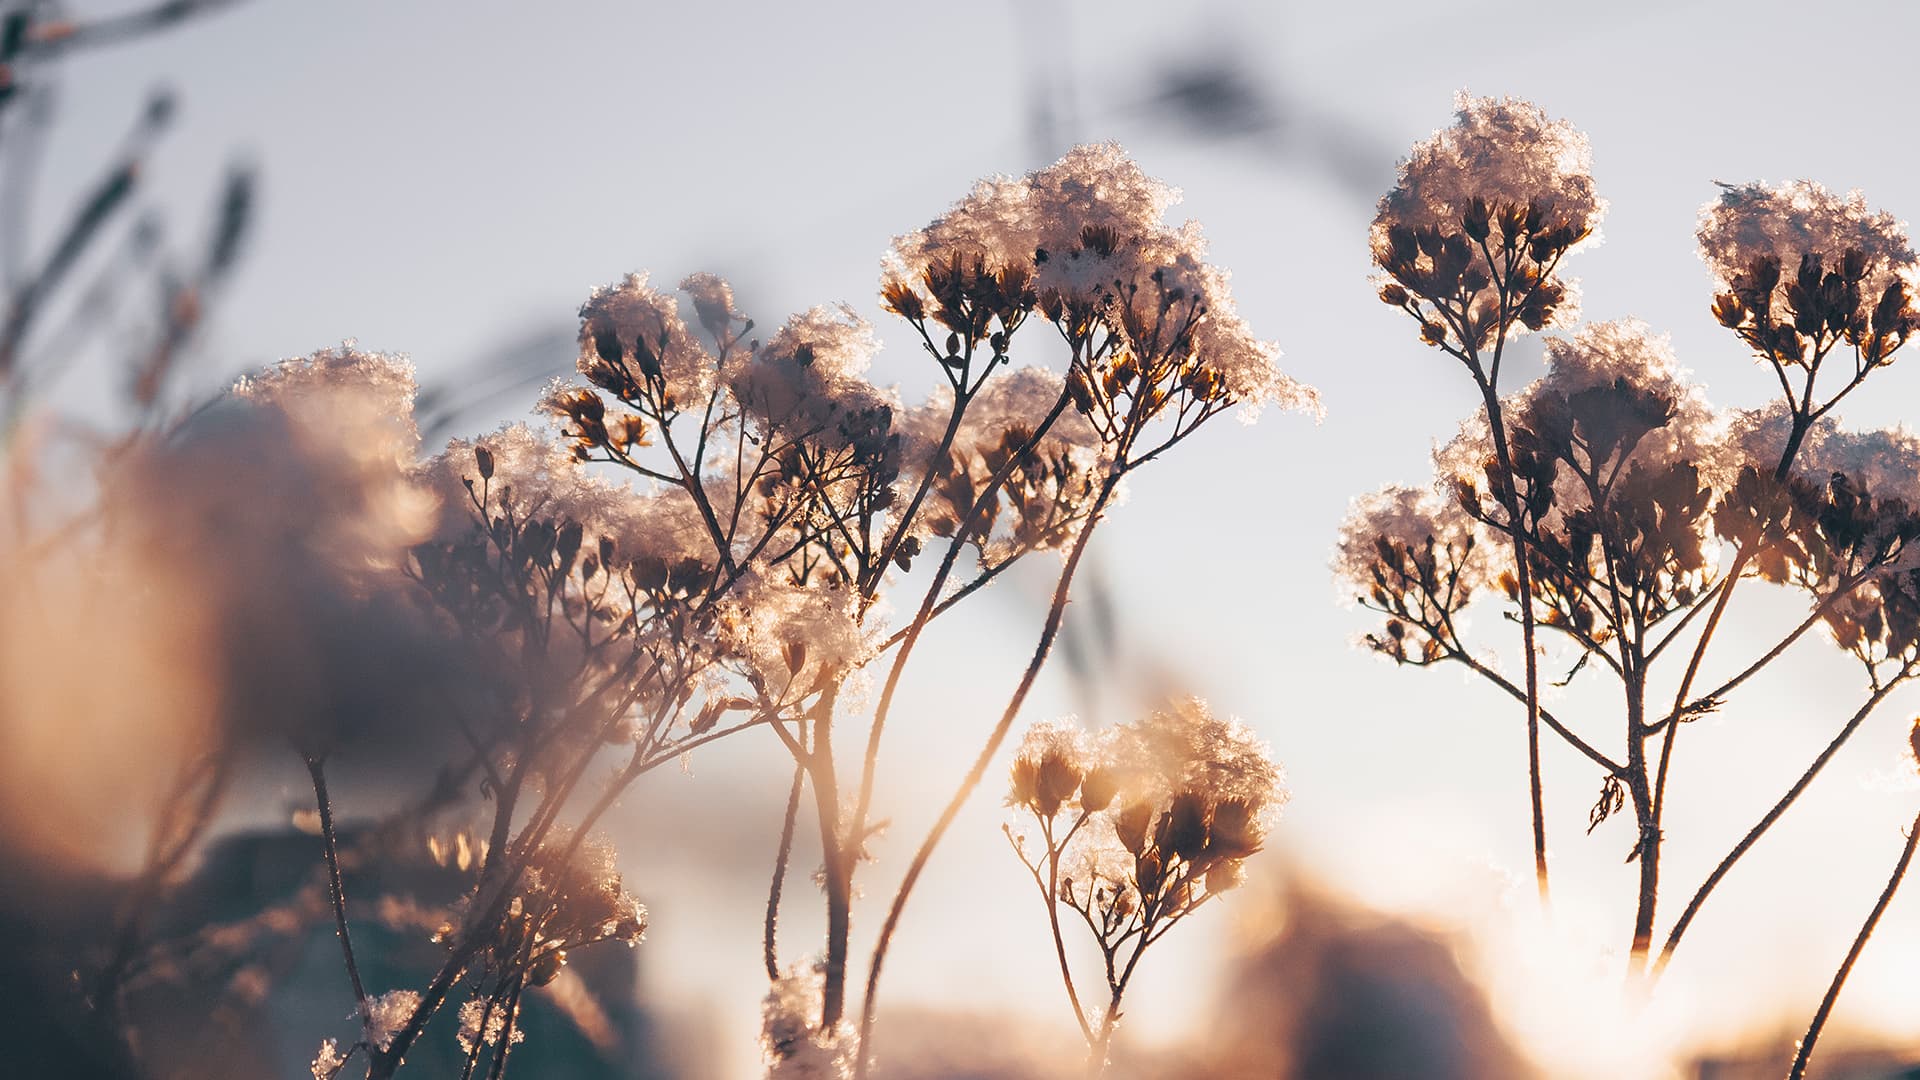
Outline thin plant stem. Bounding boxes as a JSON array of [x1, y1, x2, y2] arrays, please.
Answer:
[[304, 753, 368, 1010], [765, 764, 805, 982], [853, 465, 1123, 1079], [1653, 677, 1905, 978], [1787, 808, 1920, 1080]]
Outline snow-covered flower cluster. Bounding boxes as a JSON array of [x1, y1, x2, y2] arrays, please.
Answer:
[[1004, 701, 1285, 1054], [1372, 94, 1603, 350], [1699, 180, 1920, 371], [1699, 180, 1918, 314], [1436, 320, 1726, 524], [886, 143, 1316, 421], [1726, 402, 1920, 510], [902, 366, 1109, 559], [715, 570, 874, 703], [577, 271, 722, 413], [1374, 93, 1605, 254], [731, 305, 898, 460]]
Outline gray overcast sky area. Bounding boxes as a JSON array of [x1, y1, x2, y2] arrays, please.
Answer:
[[26, 1, 1920, 1075]]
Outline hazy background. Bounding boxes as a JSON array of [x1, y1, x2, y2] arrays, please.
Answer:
[[30, 1, 1920, 1075]]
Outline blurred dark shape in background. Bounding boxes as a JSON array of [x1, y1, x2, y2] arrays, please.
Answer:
[[1196, 882, 1538, 1080], [414, 322, 576, 444], [1136, 40, 1392, 199]]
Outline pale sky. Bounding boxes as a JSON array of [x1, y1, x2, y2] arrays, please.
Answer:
[[31, 1, 1920, 1076]]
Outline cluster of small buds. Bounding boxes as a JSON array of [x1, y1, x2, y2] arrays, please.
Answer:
[[576, 271, 725, 416], [1700, 180, 1920, 370], [1371, 95, 1603, 358], [1374, 198, 1585, 349], [1005, 701, 1284, 1039], [880, 253, 1033, 360], [1336, 486, 1487, 666]]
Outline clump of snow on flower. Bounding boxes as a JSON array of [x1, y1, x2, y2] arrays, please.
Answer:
[[577, 271, 720, 408], [1103, 697, 1287, 813], [310, 1038, 348, 1079], [1373, 92, 1605, 254], [456, 997, 526, 1056], [1697, 179, 1918, 305], [221, 345, 438, 575], [679, 271, 738, 339], [362, 988, 422, 1052], [884, 143, 1316, 419], [1433, 320, 1726, 530], [1333, 483, 1490, 603], [761, 967, 852, 1080], [730, 305, 899, 453], [1726, 401, 1920, 508], [716, 570, 876, 698]]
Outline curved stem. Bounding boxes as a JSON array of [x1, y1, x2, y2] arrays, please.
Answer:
[[853, 466, 1122, 1079], [1653, 677, 1904, 978], [764, 765, 805, 982], [304, 754, 368, 1010], [1787, 809, 1920, 1080], [851, 390, 1072, 841], [1041, 819, 1093, 1042]]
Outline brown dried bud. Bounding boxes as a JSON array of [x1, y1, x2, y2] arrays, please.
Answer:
[[1080, 766, 1118, 813], [474, 445, 494, 481], [1115, 800, 1153, 856], [1463, 197, 1491, 243], [1161, 791, 1209, 862], [1034, 750, 1082, 818], [1711, 292, 1746, 329], [528, 950, 566, 987]]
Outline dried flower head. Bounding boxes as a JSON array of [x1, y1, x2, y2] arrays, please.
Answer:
[[1698, 180, 1920, 369], [1375, 93, 1604, 254], [730, 305, 899, 457], [577, 271, 719, 412], [1372, 94, 1604, 349], [1336, 482, 1495, 667]]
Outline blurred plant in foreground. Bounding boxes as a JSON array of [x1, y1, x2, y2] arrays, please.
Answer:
[[1004, 699, 1285, 1075], [1337, 92, 1920, 1061]]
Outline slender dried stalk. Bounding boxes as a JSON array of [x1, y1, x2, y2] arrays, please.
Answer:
[[1787, 809, 1920, 1080], [853, 465, 1124, 1078], [765, 764, 805, 982], [1653, 677, 1907, 978], [304, 754, 367, 1009]]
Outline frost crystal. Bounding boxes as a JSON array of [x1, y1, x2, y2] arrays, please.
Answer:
[[761, 967, 852, 1080], [577, 271, 719, 409], [456, 997, 526, 1056], [310, 1038, 347, 1080], [362, 989, 422, 1052]]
